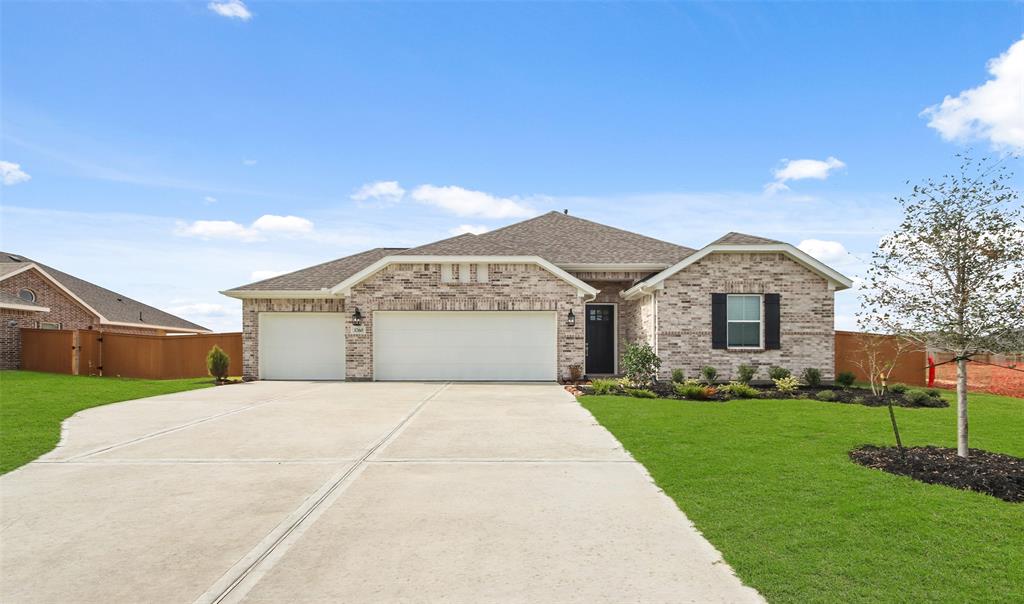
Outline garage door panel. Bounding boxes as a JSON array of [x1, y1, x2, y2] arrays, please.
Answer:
[[374, 312, 556, 381], [259, 313, 346, 380]]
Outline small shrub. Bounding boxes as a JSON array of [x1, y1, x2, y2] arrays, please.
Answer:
[[768, 366, 791, 380], [772, 376, 802, 392], [801, 367, 822, 388], [206, 345, 230, 381], [625, 388, 658, 399], [675, 383, 710, 400], [917, 395, 948, 408], [836, 371, 856, 389], [926, 388, 943, 398], [671, 368, 686, 384], [736, 364, 757, 384], [852, 396, 866, 404], [622, 342, 662, 388], [721, 381, 759, 398], [700, 365, 719, 385], [816, 390, 836, 401], [567, 364, 583, 384], [888, 383, 910, 394], [681, 378, 701, 387], [591, 378, 619, 395], [904, 390, 932, 405], [616, 377, 633, 390]]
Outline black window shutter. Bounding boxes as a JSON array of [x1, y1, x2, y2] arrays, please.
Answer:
[[764, 293, 781, 350], [711, 293, 727, 349]]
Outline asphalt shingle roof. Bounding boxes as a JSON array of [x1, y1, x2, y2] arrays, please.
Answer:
[[397, 233, 519, 256], [710, 232, 783, 245], [0, 290, 47, 310], [225, 248, 404, 292], [0, 253, 209, 331]]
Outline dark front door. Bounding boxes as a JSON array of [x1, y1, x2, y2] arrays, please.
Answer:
[[585, 304, 615, 374]]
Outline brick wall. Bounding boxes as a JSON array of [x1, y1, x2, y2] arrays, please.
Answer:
[[347, 263, 584, 380], [241, 298, 346, 379], [655, 252, 835, 381]]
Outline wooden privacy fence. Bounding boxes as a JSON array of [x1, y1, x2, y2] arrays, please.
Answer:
[[20, 329, 243, 380], [835, 330, 927, 386]]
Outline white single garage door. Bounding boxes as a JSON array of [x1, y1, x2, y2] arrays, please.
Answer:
[[374, 311, 557, 381], [259, 313, 346, 380]]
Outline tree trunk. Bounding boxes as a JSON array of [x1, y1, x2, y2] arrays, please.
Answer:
[[956, 358, 969, 458]]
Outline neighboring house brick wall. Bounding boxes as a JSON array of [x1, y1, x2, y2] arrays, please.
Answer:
[[0, 309, 40, 369], [241, 298, 347, 379], [347, 263, 584, 380], [656, 252, 834, 380]]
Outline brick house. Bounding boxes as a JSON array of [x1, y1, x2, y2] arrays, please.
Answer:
[[0, 252, 209, 369], [221, 212, 851, 382]]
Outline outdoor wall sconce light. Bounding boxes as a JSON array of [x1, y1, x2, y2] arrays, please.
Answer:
[[352, 308, 363, 326], [566, 308, 576, 327]]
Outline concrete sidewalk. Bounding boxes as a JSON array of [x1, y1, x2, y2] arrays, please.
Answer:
[[0, 381, 762, 603]]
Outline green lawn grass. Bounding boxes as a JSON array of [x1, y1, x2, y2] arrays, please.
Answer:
[[0, 370, 214, 474], [580, 391, 1023, 604]]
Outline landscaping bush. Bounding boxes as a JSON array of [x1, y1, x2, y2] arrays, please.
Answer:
[[772, 376, 802, 392], [675, 383, 713, 400], [926, 388, 943, 398], [567, 364, 583, 384], [622, 342, 662, 387], [888, 383, 910, 394], [836, 371, 856, 389], [591, 378, 619, 395], [736, 363, 757, 384], [671, 368, 686, 384], [801, 367, 823, 388], [700, 365, 719, 385], [768, 366, 791, 380], [852, 395, 866, 404], [206, 345, 230, 381], [626, 388, 658, 399], [721, 382, 759, 399], [904, 390, 931, 405], [816, 390, 836, 401]]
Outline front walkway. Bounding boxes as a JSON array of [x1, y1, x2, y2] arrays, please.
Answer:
[[0, 382, 762, 603]]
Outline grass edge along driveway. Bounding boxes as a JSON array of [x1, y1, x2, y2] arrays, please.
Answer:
[[0, 370, 214, 474], [580, 392, 1023, 604]]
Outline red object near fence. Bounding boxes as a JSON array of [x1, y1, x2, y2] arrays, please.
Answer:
[[928, 355, 936, 387]]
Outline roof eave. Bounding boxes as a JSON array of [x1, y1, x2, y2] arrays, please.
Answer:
[[219, 289, 338, 300], [0, 302, 51, 312]]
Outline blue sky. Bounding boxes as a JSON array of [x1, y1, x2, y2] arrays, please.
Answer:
[[2, 1, 1022, 331]]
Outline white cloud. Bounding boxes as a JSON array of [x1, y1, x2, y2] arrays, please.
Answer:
[[250, 269, 287, 281], [923, 37, 1024, 152], [765, 157, 845, 194], [0, 161, 31, 186], [798, 239, 851, 264], [242, 159, 258, 165], [351, 180, 405, 205], [410, 185, 537, 219], [449, 224, 490, 235], [203, 196, 218, 204], [208, 0, 252, 21], [176, 214, 314, 242]]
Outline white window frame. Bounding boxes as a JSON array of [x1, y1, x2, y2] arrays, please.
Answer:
[[726, 294, 763, 350], [459, 263, 471, 284], [440, 263, 454, 283], [476, 263, 489, 283], [18, 288, 36, 303], [38, 321, 62, 330]]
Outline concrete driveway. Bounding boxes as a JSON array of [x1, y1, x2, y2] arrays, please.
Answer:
[[0, 382, 762, 603]]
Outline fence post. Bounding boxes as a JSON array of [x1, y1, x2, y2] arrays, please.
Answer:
[[71, 330, 80, 376]]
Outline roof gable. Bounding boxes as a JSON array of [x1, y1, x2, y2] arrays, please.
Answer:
[[224, 248, 404, 293], [397, 233, 518, 256], [0, 253, 209, 332], [709, 232, 782, 245]]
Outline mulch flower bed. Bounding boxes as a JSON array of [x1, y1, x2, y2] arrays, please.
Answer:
[[849, 445, 1024, 503]]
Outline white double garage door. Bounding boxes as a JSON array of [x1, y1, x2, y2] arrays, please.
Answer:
[[259, 311, 558, 381]]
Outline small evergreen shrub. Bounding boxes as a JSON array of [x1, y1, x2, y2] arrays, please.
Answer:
[[206, 345, 230, 381], [836, 371, 856, 389], [671, 368, 686, 384], [591, 379, 619, 395], [736, 364, 757, 384], [904, 390, 932, 405], [815, 390, 836, 401], [772, 376, 802, 392], [721, 382, 759, 398], [621, 342, 662, 388], [926, 388, 943, 398], [675, 383, 712, 400], [801, 367, 822, 388], [768, 366, 791, 380], [626, 388, 658, 399], [700, 365, 719, 385], [888, 383, 910, 394]]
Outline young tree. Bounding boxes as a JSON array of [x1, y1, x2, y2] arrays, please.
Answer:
[[207, 345, 230, 382], [860, 154, 1024, 458]]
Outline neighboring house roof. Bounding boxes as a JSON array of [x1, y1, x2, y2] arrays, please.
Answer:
[[0, 253, 209, 332], [710, 232, 783, 245], [225, 248, 405, 292], [0, 290, 50, 313], [472, 211, 695, 266]]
